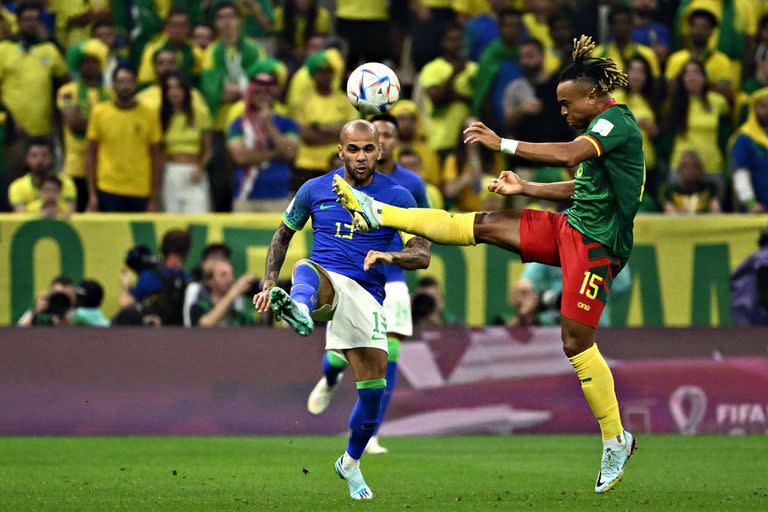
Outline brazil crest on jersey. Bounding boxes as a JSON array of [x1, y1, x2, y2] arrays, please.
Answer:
[[282, 168, 417, 304], [568, 102, 645, 259]]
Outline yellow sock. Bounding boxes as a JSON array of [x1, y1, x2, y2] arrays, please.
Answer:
[[568, 343, 624, 441], [380, 206, 476, 246]]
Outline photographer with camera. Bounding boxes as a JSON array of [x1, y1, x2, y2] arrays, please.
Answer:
[[118, 229, 191, 326], [189, 258, 256, 327], [17, 275, 76, 327]]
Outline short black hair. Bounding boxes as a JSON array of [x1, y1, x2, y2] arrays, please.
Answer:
[[161, 229, 192, 259], [441, 23, 463, 40], [152, 47, 176, 64], [417, 276, 439, 288], [51, 275, 74, 287], [520, 38, 545, 53], [607, 5, 633, 25], [370, 113, 399, 132], [398, 148, 421, 163], [91, 17, 114, 34], [215, 1, 240, 17], [15, 1, 43, 19], [548, 8, 574, 29], [166, 8, 189, 22], [112, 63, 136, 82], [498, 8, 524, 23], [202, 243, 232, 260], [26, 136, 53, 153], [689, 9, 718, 28]]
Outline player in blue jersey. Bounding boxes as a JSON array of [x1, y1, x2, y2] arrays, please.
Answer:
[[305, 114, 431, 455], [253, 119, 431, 500]]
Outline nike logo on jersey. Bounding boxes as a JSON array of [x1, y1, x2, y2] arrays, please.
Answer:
[[319, 202, 338, 210]]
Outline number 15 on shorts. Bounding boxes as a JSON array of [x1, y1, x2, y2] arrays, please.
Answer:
[[579, 271, 604, 300]]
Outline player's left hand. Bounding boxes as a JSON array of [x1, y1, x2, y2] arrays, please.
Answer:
[[463, 121, 501, 151], [363, 250, 394, 271]]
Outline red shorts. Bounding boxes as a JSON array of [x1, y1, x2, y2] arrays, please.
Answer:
[[520, 209, 624, 328]]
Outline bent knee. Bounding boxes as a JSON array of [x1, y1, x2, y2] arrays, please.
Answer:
[[561, 330, 593, 358]]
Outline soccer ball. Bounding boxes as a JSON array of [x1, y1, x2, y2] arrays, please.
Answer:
[[346, 62, 401, 115]]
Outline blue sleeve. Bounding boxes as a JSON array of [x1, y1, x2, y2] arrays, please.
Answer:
[[731, 135, 752, 170], [411, 178, 430, 208], [277, 116, 299, 136], [655, 24, 670, 46], [131, 271, 156, 301], [227, 118, 244, 141], [391, 188, 417, 209], [282, 182, 312, 231]]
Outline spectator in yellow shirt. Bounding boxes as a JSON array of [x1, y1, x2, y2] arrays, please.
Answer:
[[419, 24, 477, 160], [666, 9, 734, 101], [58, 39, 111, 212], [86, 65, 163, 213], [0, 2, 68, 137], [160, 71, 213, 213], [666, 60, 731, 193], [28, 175, 73, 218], [137, 9, 202, 88], [290, 51, 357, 191], [136, 47, 208, 112], [192, 23, 214, 52], [8, 137, 76, 215], [391, 99, 442, 186]]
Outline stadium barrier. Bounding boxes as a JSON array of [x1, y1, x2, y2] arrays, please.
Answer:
[[0, 214, 767, 326], [0, 326, 765, 436]]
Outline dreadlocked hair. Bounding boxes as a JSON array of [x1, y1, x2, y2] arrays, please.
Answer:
[[559, 35, 628, 94]]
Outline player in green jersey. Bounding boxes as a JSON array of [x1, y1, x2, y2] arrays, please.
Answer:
[[332, 35, 643, 493]]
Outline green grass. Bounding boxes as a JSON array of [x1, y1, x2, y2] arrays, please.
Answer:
[[0, 436, 766, 511]]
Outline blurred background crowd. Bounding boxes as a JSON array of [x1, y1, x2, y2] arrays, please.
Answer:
[[2, 0, 768, 328]]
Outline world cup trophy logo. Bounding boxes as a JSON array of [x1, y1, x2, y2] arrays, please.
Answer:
[[669, 385, 708, 435]]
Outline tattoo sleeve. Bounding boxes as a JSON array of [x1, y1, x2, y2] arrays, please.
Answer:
[[391, 237, 432, 270], [264, 222, 296, 283]]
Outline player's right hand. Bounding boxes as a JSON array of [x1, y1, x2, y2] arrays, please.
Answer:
[[253, 281, 275, 313], [488, 171, 524, 196], [463, 121, 501, 151]]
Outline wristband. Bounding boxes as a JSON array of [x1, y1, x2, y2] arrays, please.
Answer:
[[500, 138, 519, 155]]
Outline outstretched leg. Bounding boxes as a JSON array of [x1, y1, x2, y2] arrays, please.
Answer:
[[333, 173, 522, 251]]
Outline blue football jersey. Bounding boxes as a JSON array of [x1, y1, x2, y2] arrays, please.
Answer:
[[381, 164, 430, 284], [282, 168, 417, 304]]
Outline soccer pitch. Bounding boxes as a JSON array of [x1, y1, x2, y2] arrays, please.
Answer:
[[0, 436, 766, 511]]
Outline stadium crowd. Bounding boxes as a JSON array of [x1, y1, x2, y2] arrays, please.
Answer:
[[2, 0, 768, 326]]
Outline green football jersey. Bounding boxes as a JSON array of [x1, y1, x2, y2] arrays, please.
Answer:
[[567, 103, 645, 259]]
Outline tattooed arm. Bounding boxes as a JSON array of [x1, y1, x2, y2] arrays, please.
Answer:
[[363, 236, 432, 271], [253, 222, 296, 312]]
